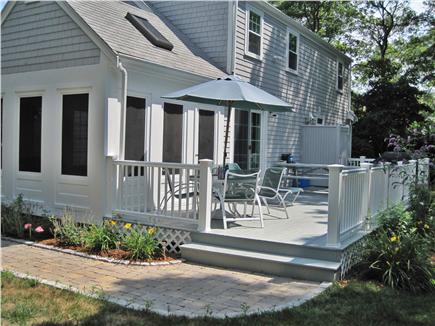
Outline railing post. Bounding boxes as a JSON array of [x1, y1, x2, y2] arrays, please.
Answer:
[[327, 164, 344, 247], [359, 156, 366, 166], [106, 156, 115, 217], [361, 162, 373, 229], [198, 159, 213, 232], [385, 162, 391, 208]]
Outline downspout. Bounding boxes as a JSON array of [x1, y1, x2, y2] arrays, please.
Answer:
[[117, 56, 127, 160], [227, 0, 238, 74]]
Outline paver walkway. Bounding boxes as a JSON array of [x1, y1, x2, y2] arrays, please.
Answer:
[[1, 239, 327, 318]]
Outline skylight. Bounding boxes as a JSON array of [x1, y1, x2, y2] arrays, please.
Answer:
[[126, 13, 174, 51]]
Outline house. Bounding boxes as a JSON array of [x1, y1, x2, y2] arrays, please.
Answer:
[[1, 0, 352, 218], [1, 1, 364, 281]]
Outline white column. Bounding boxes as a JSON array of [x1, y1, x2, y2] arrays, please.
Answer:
[[198, 159, 213, 232], [385, 162, 392, 208], [360, 162, 373, 229], [327, 164, 344, 247]]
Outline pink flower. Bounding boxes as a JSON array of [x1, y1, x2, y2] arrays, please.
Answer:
[[24, 223, 32, 230], [34, 226, 44, 233]]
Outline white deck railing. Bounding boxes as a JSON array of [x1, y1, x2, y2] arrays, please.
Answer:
[[327, 158, 430, 246], [347, 156, 376, 166], [110, 159, 213, 232]]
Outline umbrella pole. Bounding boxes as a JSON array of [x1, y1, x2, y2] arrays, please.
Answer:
[[223, 101, 232, 165]]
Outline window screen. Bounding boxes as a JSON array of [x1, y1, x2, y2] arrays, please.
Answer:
[[288, 32, 298, 71], [162, 103, 182, 163], [337, 62, 344, 90], [198, 110, 215, 160], [125, 96, 145, 161], [19, 96, 42, 172], [62, 94, 88, 176]]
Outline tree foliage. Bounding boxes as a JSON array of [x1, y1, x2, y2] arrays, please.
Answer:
[[273, 0, 434, 157]]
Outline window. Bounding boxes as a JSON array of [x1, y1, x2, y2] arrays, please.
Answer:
[[19, 96, 42, 172], [246, 8, 262, 59], [287, 30, 299, 71], [126, 12, 173, 51], [316, 117, 325, 125], [198, 110, 215, 160], [337, 61, 344, 91], [162, 103, 183, 163], [62, 94, 88, 176], [125, 96, 145, 161]]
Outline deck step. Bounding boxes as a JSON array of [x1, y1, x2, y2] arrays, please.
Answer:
[[190, 232, 343, 262], [181, 243, 341, 282]]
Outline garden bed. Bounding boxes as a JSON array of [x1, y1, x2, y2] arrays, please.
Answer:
[[2, 236, 183, 266]]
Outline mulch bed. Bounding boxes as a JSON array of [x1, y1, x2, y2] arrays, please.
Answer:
[[38, 238, 177, 263]]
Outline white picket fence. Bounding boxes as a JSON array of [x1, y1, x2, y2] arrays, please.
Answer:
[[327, 158, 430, 246], [110, 159, 213, 232]]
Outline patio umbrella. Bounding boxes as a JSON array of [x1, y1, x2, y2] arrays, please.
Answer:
[[162, 74, 294, 163]]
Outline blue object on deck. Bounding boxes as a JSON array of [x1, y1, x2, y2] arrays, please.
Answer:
[[299, 179, 310, 188]]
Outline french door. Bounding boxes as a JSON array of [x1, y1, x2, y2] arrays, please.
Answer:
[[233, 110, 261, 170]]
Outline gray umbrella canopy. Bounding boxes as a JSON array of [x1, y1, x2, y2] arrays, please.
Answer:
[[162, 75, 294, 163], [162, 75, 293, 112]]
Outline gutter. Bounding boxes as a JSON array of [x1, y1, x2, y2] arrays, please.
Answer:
[[117, 56, 128, 160]]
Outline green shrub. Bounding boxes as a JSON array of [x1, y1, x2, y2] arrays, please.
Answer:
[[82, 222, 120, 252], [1, 194, 32, 238], [409, 184, 434, 241], [357, 204, 434, 293], [50, 211, 84, 247], [122, 227, 158, 260]]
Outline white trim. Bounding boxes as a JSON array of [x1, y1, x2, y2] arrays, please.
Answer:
[[244, 5, 264, 61], [286, 27, 300, 74], [56, 86, 92, 95]]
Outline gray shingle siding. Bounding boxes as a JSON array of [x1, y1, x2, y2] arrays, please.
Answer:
[[235, 2, 350, 164], [1, 2, 100, 75], [149, 1, 229, 72]]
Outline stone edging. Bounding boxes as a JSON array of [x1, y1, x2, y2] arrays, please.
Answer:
[[2, 236, 184, 266], [2, 268, 331, 318]]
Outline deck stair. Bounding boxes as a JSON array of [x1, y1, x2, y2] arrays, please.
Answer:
[[181, 232, 343, 282]]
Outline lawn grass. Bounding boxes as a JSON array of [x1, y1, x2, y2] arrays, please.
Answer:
[[1, 271, 434, 326]]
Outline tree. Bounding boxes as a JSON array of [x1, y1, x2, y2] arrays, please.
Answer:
[[352, 77, 429, 157], [274, 1, 357, 46], [353, 0, 419, 85]]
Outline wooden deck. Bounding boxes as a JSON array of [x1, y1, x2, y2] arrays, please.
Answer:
[[208, 190, 364, 249]]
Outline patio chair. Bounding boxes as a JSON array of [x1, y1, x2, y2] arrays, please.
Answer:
[[214, 170, 264, 229], [159, 168, 199, 212], [258, 167, 303, 219], [225, 162, 242, 172]]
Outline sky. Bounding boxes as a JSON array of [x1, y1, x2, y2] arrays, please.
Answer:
[[0, 1, 429, 13]]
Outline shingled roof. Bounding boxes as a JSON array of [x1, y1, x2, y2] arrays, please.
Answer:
[[67, 1, 225, 79]]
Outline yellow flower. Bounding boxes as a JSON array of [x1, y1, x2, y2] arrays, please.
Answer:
[[390, 236, 397, 242], [124, 223, 132, 229], [147, 227, 157, 236], [424, 224, 429, 229], [109, 220, 117, 225]]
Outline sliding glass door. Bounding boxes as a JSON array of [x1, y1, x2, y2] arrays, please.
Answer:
[[233, 110, 261, 170]]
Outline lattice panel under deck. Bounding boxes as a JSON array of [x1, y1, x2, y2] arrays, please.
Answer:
[[109, 220, 191, 254]]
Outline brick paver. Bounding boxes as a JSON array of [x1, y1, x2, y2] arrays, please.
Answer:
[[1, 240, 328, 317]]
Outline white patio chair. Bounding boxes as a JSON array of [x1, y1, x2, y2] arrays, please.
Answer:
[[214, 170, 264, 229], [258, 167, 303, 219], [159, 168, 199, 212]]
